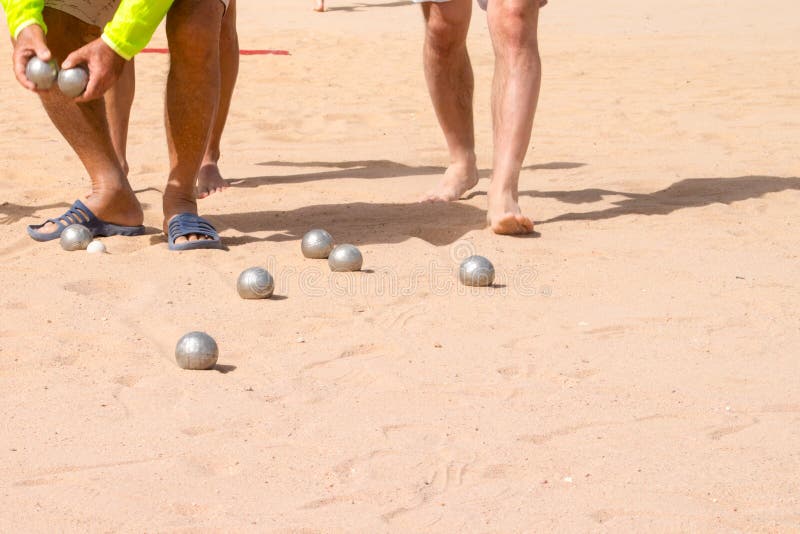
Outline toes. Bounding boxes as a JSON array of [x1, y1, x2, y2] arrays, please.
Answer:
[[518, 215, 535, 233], [490, 213, 534, 235]]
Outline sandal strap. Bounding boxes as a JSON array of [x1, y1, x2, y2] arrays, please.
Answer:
[[168, 214, 219, 242], [46, 202, 92, 228]]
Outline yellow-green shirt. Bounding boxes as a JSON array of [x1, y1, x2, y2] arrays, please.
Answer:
[[0, 0, 174, 60]]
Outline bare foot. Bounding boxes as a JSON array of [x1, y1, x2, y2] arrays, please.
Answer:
[[196, 163, 229, 199], [34, 186, 143, 235], [313, 0, 326, 11], [163, 193, 215, 245], [487, 186, 534, 235], [421, 160, 479, 202]]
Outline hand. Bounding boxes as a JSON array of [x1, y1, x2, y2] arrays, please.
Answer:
[[61, 37, 126, 102], [12, 24, 52, 92]]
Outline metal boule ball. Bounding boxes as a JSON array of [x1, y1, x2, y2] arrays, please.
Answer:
[[459, 255, 495, 287], [60, 224, 93, 251], [58, 66, 89, 98], [25, 57, 58, 89], [237, 267, 274, 299], [175, 331, 219, 370], [301, 228, 335, 259], [86, 240, 106, 254], [328, 244, 363, 272]]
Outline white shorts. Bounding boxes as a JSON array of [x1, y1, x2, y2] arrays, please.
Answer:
[[44, 0, 230, 28], [413, 0, 488, 11]]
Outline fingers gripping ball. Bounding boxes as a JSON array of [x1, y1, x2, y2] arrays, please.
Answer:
[[58, 67, 89, 98], [25, 57, 58, 89], [175, 331, 219, 370]]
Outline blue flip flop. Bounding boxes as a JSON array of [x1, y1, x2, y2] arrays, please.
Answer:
[[27, 199, 146, 242], [167, 213, 223, 251]]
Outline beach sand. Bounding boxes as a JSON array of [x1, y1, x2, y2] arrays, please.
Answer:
[[1, 0, 799, 530]]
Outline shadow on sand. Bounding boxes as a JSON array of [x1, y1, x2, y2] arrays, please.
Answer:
[[0, 201, 71, 225], [229, 160, 585, 188], [527, 175, 800, 225], [216, 174, 799, 247], [215, 200, 488, 247]]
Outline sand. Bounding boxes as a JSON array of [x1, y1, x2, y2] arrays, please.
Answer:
[[1, 0, 799, 531]]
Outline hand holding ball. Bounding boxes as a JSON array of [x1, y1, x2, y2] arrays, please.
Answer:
[[25, 57, 58, 89], [58, 67, 89, 98]]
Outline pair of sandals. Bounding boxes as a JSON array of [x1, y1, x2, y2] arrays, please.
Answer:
[[27, 199, 222, 251]]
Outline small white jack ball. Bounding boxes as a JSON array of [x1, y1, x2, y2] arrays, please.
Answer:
[[86, 240, 106, 254], [175, 331, 219, 370], [25, 57, 58, 89], [459, 255, 495, 287], [237, 267, 275, 299], [58, 67, 89, 98], [301, 229, 335, 259], [60, 224, 93, 251], [328, 244, 363, 272]]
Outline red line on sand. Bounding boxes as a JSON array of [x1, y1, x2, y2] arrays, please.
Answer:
[[142, 48, 289, 56]]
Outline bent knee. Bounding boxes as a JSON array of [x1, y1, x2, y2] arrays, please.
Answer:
[[425, 17, 469, 55], [489, 0, 539, 47], [166, 0, 224, 45]]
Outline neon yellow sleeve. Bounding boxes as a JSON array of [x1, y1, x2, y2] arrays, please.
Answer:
[[0, 0, 46, 39], [101, 0, 174, 61]]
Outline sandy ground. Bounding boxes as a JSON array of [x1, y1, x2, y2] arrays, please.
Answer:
[[1, 0, 799, 531]]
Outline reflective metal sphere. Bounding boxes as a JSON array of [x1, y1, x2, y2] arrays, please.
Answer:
[[175, 331, 219, 370], [58, 67, 88, 98], [459, 255, 495, 287], [301, 229, 335, 259], [86, 240, 106, 254], [328, 244, 363, 272], [236, 267, 274, 299], [60, 224, 93, 251], [25, 57, 58, 89]]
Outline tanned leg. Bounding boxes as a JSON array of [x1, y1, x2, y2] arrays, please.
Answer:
[[419, 0, 479, 202], [485, 0, 541, 234], [196, 0, 239, 199], [32, 8, 142, 235], [163, 0, 224, 243]]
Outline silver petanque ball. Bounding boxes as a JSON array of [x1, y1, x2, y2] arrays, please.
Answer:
[[25, 57, 58, 89], [60, 224, 93, 251], [301, 228, 335, 259], [237, 267, 274, 299], [459, 255, 495, 287], [328, 244, 363, 272], [175, 331, 219, 370], [58, 67, 89, 98]]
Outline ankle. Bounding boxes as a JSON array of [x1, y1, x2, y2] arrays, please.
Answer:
[[488, 179, 518, 196], [90, 180, 134, 198], [450, 151, 477, 168]]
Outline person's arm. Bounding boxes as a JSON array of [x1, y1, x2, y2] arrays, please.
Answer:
[[100, 0, 174, 60], [2, 1, 51, 91], [0, 0, 46, 39], [59, 0, 173, 101]]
